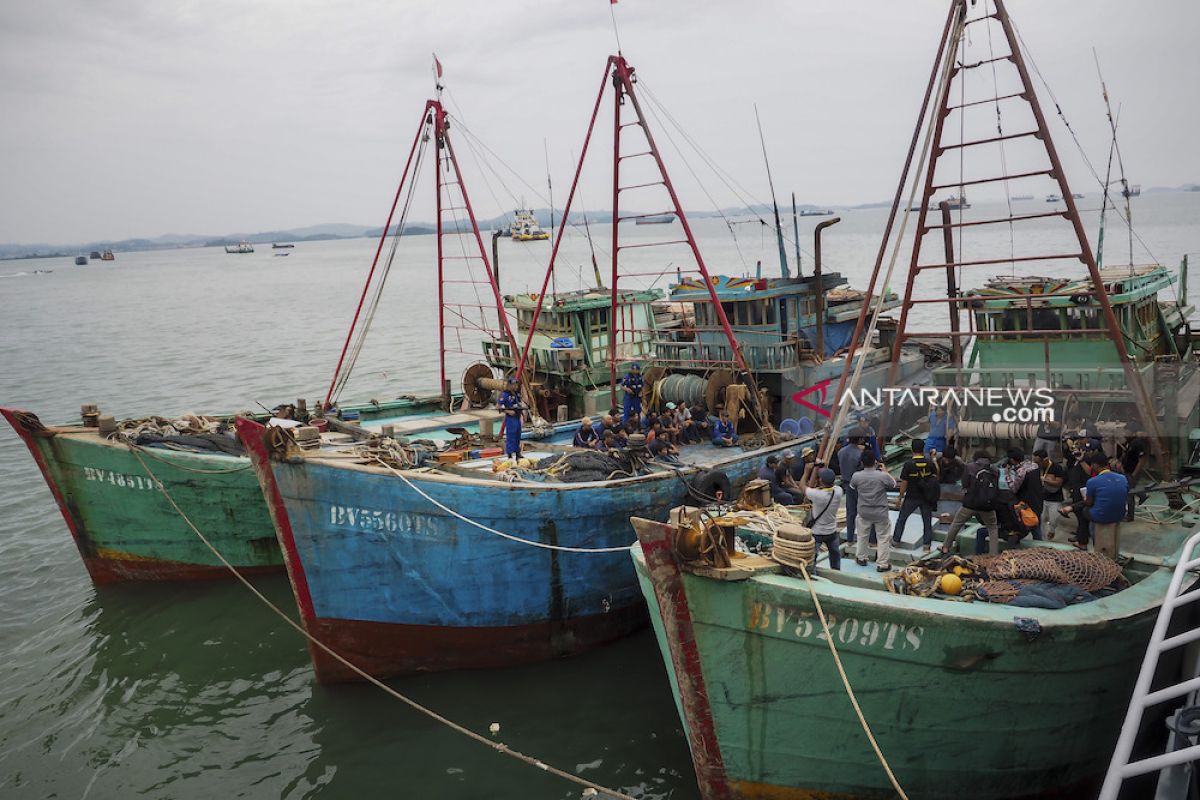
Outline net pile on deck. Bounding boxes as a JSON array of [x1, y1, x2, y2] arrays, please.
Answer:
[[494, 450, 652, 483], [886, 549, 1128, 609], [114, 415, 244, 455]]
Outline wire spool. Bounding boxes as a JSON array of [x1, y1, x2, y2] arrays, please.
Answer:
[[955, 420, 1040, 440], [656, 373, 706, 408], [705, 369, 736, 414], [641, 365, 667, 406], [462, 362, 501, 407], [772, 521, 816, 570]]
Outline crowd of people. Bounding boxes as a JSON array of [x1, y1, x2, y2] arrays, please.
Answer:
[[747, 407, 1146, 572]]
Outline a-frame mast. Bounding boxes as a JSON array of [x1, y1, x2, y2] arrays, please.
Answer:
[[514, 55, 766, 421]]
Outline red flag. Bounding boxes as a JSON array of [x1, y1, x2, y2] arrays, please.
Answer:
[[610, 0, 618, 4], [433, 53, 443, 80]]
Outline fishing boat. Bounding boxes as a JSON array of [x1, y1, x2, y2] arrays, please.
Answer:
[[631, 2, 1200, 797], [1123, 184, 1141, 198], [100, 249, 114, 261], [224, 241, 254, 254], [1046, 193, 1062, 203], [509, 209, 549, 241], [274, 251, 290, 257], [240, 58, 938, 683], [0, 396, 463, 583], [89, 250, 102, 260], [74, 255, 87, 266], [942, 192, 969, 210], [635, 214, 675, 225]]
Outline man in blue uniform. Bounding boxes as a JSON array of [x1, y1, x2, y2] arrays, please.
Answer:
[[620, 363, 644, 424], [497, 376, 524, 459]]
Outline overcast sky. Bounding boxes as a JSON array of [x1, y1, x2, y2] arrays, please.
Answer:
[[1, 0, 1197, 244]]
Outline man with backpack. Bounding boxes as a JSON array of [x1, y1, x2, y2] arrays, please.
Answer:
[[941, 450, 1001, 555], [893, 438, 940, 553]]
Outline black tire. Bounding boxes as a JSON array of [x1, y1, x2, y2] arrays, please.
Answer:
[[691, 469, 732, 504]]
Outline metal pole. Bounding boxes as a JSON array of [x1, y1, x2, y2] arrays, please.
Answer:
[[492, 230, 503, 333], [939, 200, 963, 366], [609, 61, 624, 408], [792, 193, 803, 278], [824, 0, 965, 451], [435, 106, 447, 407], [814, 217, 841, 359]]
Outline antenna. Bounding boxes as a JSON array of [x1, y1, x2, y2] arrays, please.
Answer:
[[1093, 49, 1135, 270], [545, 138, 556, 296], [754, 104, 789, 279], [791, 192, 803, 278]]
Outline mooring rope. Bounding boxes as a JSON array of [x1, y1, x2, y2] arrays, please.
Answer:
[[128, 448, 635, 800], [370, 457, 634, 554], [797, 562, 909, 799]]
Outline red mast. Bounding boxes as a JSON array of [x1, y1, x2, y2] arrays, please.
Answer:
[[514, 55, 763, 414]]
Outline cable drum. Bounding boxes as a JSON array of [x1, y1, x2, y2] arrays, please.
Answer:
[[656, 373, 707, 408]]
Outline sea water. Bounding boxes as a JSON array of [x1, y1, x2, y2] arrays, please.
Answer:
[[1, 193, 1198, 798]]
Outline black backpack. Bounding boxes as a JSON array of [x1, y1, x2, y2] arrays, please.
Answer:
[[909, 455, 941, 504], [964, 466, 999, 511]]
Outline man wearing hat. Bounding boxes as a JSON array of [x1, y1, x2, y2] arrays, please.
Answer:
[[796, 461, 844, 570], [497, 376, 524, 459], [777, 450, 807, 503], [620, 363, 644, 425]]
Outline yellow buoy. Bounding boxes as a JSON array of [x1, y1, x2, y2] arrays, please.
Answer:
[[940, 573, 963, 595]]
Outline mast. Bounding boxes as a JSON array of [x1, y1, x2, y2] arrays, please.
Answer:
[[755, 105, 789, 279], [513, 55, 768, 422], [863, 0, 1162, 450], [791, 193, 803, 278]]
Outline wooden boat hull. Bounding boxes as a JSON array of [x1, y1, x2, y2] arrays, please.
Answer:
[[631, 518, 1175, 800], [1, 397, 449, 585], [238, 417, 789, 681], [2, 407, 279, 584]]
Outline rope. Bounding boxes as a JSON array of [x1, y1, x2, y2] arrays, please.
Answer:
[[127, 448, 636, 800], [797, 561, 909, 799], [370, 457, 634, 554], [125, 443, 252, 475]]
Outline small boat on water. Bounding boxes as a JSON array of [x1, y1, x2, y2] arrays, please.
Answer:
[[1046, 193, 1062, 202], [74, 255, 87, 266], [88, 251, 102, 260], [224, 241, 254, 254], [797, 208, 835, 217], [1123, 184, 1141, 198], [274, 252, 290, 257], [272, 243, 294, 249], [942, 192, 970, 210], [635, 214, 675, 225], [509, 209, 549, 241], [100, 249, 114, 261], [1012, 194, 1033, 201]]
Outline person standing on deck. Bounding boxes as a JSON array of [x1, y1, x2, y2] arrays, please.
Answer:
[[1062, 454, 1128, 550], [941, 450, 1001, 555], [838, 436, 865, 546], [620, 363, 644, 424], [1033, 420, 1063, 461], [712, 409, 737, 447], [851, 450, 898, 571], [1119, 425, 1149, 522], [893, 438, 940, 553], [1036, 449, 1066, 539], [796, 462, 844, 571], [1006, 448, 1044, 541], [497, 376, 524, 459], [925, 404, 956, 457], [852, 416, 881, 460]]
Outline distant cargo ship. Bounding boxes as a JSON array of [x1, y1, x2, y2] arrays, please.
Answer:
[[635, 214, 675, 225], [943, 193, 970, 210]]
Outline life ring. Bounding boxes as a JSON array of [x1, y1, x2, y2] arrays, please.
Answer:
[[691, 469, 732, 504]]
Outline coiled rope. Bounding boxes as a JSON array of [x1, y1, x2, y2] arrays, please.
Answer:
[[370, 457, 634, 554], [128, 448, 635, 800], [797, 561, 909, 799]]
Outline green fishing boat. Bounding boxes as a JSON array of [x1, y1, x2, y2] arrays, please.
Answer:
[[0, 395, 470, 583], [627, 0, 1200, 796]]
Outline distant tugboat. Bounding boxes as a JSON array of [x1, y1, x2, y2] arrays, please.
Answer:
[[508, 209, 549, 241], [100, 249, 114, 261], [1122, 184, 1141, 198], [224, 241, 254, 254], [943, 192, 970, 210], [73, 255, 87, 266]]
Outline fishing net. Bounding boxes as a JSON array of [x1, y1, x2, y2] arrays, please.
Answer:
[[885, 548, 1127, 606]]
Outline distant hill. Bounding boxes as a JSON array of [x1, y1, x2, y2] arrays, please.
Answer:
[[0, 201, 858, 260]]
